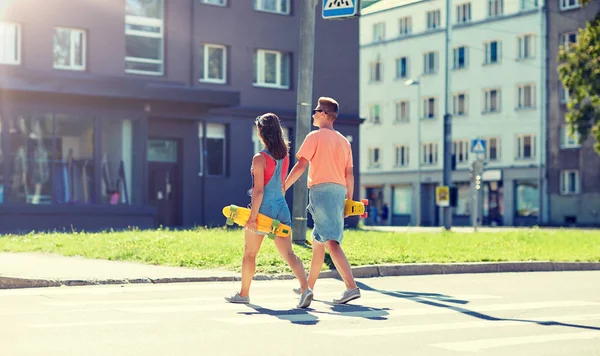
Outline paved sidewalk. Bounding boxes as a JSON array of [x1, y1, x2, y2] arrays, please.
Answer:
[[1, 252, 599, 290]]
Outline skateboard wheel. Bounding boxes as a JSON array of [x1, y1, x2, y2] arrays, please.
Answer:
[[230, 205, 238, 213], [362, 199, 369, 205], [226, 218, 234, 225]]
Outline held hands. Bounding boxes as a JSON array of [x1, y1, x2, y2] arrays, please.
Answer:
[[244, 218, 258, 232]]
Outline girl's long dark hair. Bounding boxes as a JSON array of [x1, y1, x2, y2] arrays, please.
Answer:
[[256, 113, 289, 160]]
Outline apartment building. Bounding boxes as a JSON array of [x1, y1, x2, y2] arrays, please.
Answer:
[[359, 0, 545, 227], [546, 0, 600, 226], [0, 0, 361, 233]]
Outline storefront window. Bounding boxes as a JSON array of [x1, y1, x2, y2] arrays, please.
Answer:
[[54, 115, 94, 204], [392, 184, 412, 215], [7, 115, 53, 204], [453, 183, 470, 215], [515, 180, 538, 216], [101, 119, 133, 204]]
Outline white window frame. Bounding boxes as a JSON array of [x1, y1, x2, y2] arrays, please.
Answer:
[[521, 0, 538, 10], [453, 46, 468, 69], [456, 3, 471, 23], [426, 10, 440, 30], [200, 43, 227, 84], [485, 137, 501, 161], [423, 97, 437, 119], [483, 88, 501, 113], [488, 0, 504, 17], [368, 147, 381, 168], [423, 51, 438, 74], [517, 34, 535, 59], [373, 22, 385, 42], [517, 83, 536, 109], [560, 125, 580, 148], [516, 134, 536, 160], [484, 40, 501, 64], [396, 57, 408, 79], [125, 0, 164, 76], [421, 142, 439, 166], [53, 27, 87, 71], [254, 49, 290, 89], [0, 21, 21, 65], [394, 145, 409, 168], [370, 60, 382, 82], [453, 92, 467, 116], [202, 0, 227, 6], [395, 101, 410, 123], [560, 0, 580, 11], [560, 170, 580, 195], [398, 17, 412, 36], [560, 82, 570, 104], [369, 104, 381, 124], [452, 139, 470, 165], [560, 31, 578, 50], [254, 0, 290, 15]]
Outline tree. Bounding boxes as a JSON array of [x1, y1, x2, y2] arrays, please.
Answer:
[[557, 0, 600, 154]]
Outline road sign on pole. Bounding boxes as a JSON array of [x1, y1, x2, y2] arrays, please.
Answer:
[[436, 186, 450, 207], [471, 139, 486, 155], [322, 0, 360, 19]]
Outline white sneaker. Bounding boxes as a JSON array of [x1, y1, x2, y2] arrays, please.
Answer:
[[333, 288, 361, 304]]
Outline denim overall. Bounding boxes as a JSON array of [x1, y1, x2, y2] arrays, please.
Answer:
[[249, 150, 292, 232]]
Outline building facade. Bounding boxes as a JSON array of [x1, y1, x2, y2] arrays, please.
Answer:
[[0, 0, 361, 233], [546, 0, 600, 227], [359, 0, 546, 227]]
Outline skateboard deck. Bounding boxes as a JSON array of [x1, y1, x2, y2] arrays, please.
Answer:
[[345, 199, 369, 218], [222, 204, 291, 238]]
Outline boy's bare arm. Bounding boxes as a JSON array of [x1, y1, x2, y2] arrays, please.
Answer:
[[345, 167, 354, 201], [284, 157, 309, 191]]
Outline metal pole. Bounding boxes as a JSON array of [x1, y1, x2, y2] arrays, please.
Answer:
[[442, 0, 453, 230], [416, 79, 422, 226], [291, 0, 317, 244]]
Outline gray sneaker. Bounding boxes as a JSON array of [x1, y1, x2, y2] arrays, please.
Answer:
[[333, 288, 361, 304], [297, 288, 314, 308], [224, 292, 249, 304]]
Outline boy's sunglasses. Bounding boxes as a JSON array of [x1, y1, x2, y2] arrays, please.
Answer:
[[312, 109, 326, 115]]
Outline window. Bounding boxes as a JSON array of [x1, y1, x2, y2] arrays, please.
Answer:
[[199, 123, 226, 176], [254, 49, 290, 89], [560, 170, 580, 195], [370, 60, 382, 82], [453, 46, 467, 69], [521, 0, 538, 10], [456, 3, 471, 23], [560, 125, 580, 148], [484, 41, 501, 64], [515, 180, 538, 217], [453, 183, 471, 215], [559, 82, 570, 104], [422, 142, 438, 165], [398, 17, 411, 36], [392, 185, 412, 215], [423, 97, 436, 119], [254, 0, 289, 15], [373, 22, 385, 42], [483, 89, 501, 113], [369, 104, 381, 124], [453, 93, 467, 116], [53, 28, 86, 71], [426, 10, 440, 30], [200, 44, 227, 83], [103, 119, 135, 205], [516, 134, 536, 160], [488, 0, 504, 16], [395, 101, 409, 123], [452, 140, 470, 165], [394, 145, 409, 167], [202, 0, 226, 5], [423, 51, 437, 74], [560, 0, 579, 10], [368, 147, 381, 168], [395, 57, 408, 79], [517, 84, 535, 109], [560, 32, 578, 50], [0, 21, 20, 65], [125, 0, 164, 75], [486, 137, 500, 161], [518, 34, 535, 59]]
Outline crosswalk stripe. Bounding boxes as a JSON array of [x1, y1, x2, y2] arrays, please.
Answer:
[[27, 320, 158, 328], [432, 331, 600, 352], [315, 313, 600, 336]]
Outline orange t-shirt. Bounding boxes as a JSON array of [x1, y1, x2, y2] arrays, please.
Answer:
[[296, 129, 353, 188]]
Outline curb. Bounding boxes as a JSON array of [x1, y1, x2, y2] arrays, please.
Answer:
[[1, 261, 599, 290]]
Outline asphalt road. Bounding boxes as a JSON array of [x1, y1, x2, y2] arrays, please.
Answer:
[[1, 271, 599, 356]]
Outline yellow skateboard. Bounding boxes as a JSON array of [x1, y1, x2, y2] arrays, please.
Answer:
[[345, 199, 369, 218], [222, 204, 291, 238]]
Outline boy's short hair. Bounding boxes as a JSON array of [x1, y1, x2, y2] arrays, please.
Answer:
[[318, 97, 339, 119]]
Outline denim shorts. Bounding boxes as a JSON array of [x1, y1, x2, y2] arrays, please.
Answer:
[[256, 200, 292, 236], [307, 183, 346, 244]]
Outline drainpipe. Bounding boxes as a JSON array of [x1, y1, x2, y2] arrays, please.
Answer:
[[539, 1, 548, 226], [190, 0, 195, 87]]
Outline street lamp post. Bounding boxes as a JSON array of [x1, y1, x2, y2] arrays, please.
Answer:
[[405, 77, 422, 226]]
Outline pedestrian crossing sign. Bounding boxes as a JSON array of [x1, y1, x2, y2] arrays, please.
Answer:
[[322, 0, 359, 19], [471, 139, 486, 154]]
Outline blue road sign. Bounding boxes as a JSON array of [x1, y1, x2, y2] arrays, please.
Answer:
[[471, 139, 486, 154], [323, 0, 359, 19]]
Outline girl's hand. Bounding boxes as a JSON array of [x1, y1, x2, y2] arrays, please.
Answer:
[[244, 218, 258, 232]]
